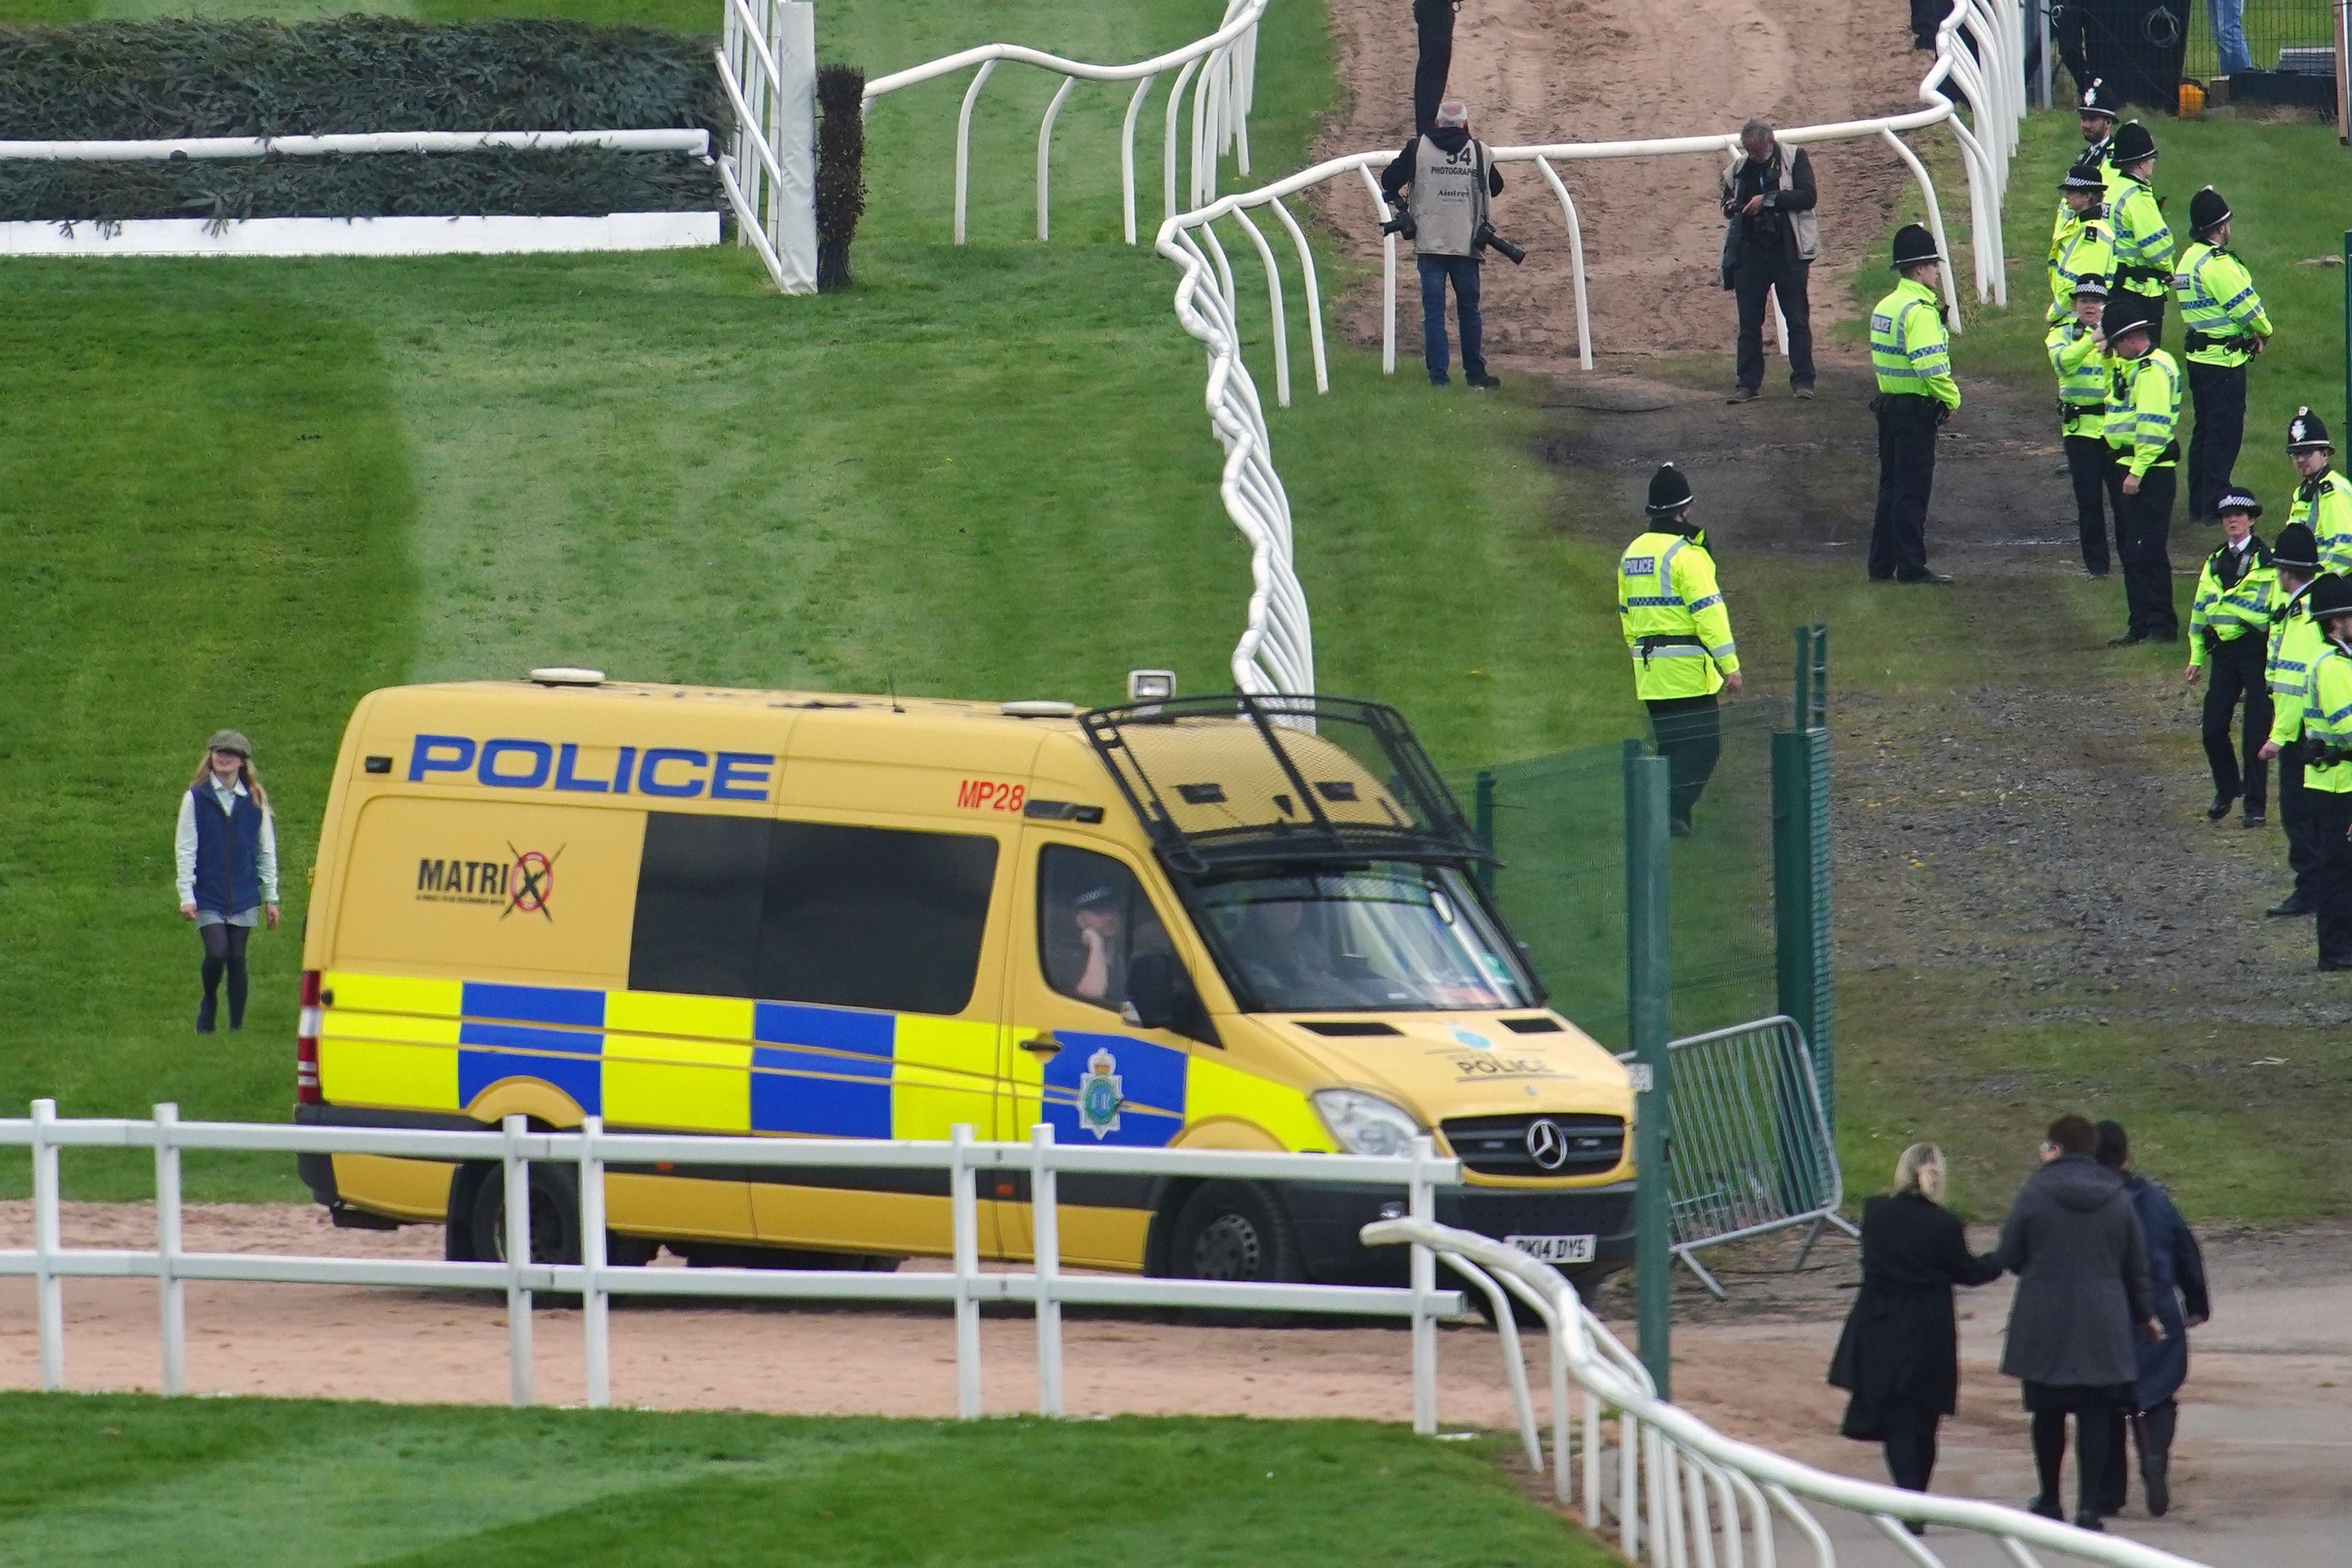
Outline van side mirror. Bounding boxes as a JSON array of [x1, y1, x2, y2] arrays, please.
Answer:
[[1124, 950, 1188, 1032]]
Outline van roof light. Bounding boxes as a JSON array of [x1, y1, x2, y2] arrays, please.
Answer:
[[528, 667, 605, 687], [1001, 699, 1078, 719], [1127, 669, 1177, 702]]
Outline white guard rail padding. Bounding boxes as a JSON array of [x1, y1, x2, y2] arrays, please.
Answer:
[[862, 0, 1263, 246], [1364, 1220, 2219, 1568], [717, 0, 817, 294], [0, 129, 710, 162], [1154, 0, 2025, 697], [0, 1101, 1464, 1423]]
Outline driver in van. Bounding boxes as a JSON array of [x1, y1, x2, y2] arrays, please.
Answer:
[[1072, 884, 1126, 1005]]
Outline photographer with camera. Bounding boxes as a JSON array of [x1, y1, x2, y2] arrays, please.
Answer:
[[1720, 117, 1819, 403], [1379, 97, 1509, 389]]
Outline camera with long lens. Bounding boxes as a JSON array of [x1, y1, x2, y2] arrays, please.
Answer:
[[1378, 203, 1417, 240], [1475, 222, 1526, 265]]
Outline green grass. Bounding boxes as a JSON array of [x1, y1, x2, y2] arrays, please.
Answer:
[[0, 1394, 1608, 1567], [0, 0, 1614, 1198]]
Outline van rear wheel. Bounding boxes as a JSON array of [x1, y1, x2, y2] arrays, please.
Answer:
[[466, 1160, 582, 1267], [1169, 1181, 1302, 1286]]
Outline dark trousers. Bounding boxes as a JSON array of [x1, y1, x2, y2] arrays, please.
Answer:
[[2032, 1400, 2119, 1518], [1417, 254, 1483, 383], [1870, 394, 1941, 581], [1413, 0, 1454, 136], [2201, 636, 2272, 809], [1645, 694, 1722, 829], [2310, 787, 2352, 966], [1733, 250, 1814, 391], [2097, 1398, 2179, 1515], [2064, 431, 2120, 574], [198, 921, 252, 1029], [2281, 746, 2321, 901], [1881, 1399, 1942, 1493], [2186, 360, 2248, 521], [1910, 0, 1952, 44], [2115, 465, 2180, 639]]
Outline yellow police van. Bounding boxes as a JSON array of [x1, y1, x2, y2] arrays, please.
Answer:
[[295, 674, 1637, 1286]]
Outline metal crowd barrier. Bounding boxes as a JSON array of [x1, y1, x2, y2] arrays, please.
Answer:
[[1627, 1015, 1856, 1297], [0, 1102, 1464, 1422]]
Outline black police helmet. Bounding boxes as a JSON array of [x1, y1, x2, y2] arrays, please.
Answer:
[[2308, 574, 2352, 622], [2273, 522, 2321, 570], [2289, 406, 2334, 453], [1646, 463, 1694, 517], [2079, 78, 2117, 119], [1890, 223, 1940, 270], [2188, 186, 2230, 238], [2097, 292, 2152, 344], [2109, 120, 2157, 164], [2215, 486, 2261, 519]]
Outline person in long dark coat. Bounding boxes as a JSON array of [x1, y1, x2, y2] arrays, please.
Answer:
[[2094, 1120, 2210, 1519], [1828, 1143, 2003, 1518], [1991, 1113, 2161, 1533]]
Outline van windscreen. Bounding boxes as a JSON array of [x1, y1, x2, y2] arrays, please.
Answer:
[[1189, 862, 1535, 1014], [629, 814, 998, 1016]]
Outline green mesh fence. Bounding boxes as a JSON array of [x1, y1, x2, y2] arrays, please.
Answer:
[[2182, 0, 2336, 79], [1450, 699, 1783, 1053]]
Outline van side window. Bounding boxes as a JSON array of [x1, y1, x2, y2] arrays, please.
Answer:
[[1037, 845, 1173, 1012], [628, 813, 766, 997], [757, 821, 998, 1016]]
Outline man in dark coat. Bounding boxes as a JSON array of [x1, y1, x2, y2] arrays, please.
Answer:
[[1828, 1143, 2002, 1516], [1992, 1113, 2162, 1532], [2094, 1120, 2210, 1519]]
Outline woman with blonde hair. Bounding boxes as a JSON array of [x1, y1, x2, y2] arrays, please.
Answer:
[[174, 730, 279, 1033], [1828, 1142, 2001, 1521]]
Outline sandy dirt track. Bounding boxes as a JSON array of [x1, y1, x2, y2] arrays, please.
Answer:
[[3, 1203, 2345, 1563], [1311, 0, 1933, 366]]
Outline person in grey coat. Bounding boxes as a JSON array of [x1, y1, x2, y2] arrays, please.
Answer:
[[1991, 1113, 2161, 1532]]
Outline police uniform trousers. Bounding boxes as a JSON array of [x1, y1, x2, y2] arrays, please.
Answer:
[[2310, 787, 2352, 967], [2279, 745, 2322, 905], [1644, 694, 1722, 830], [2064, 431, 2121, 575], [1869, 393, 1941, 582], [2201, 633, 2271, 811], [2114, 464, 2180, 639], [2185, 360, 2248, 522]]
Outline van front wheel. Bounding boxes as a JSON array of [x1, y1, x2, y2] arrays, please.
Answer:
[[1168, 1181, 1302, 1285]]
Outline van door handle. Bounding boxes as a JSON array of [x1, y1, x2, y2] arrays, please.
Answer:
[[1019, 1034, 1062, 1058]]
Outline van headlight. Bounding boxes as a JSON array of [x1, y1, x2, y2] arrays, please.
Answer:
[[1312, 1089, 1421, 1158]]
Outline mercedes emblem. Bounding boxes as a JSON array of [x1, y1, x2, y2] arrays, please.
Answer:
[[1524, 1118, 1568, 1171]]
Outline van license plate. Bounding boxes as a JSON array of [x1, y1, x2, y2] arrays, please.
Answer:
[[1507, 1234, 1595, 1265]]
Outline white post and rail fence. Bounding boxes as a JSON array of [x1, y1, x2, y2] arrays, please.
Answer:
[[2, 1100, 2216, 1568]]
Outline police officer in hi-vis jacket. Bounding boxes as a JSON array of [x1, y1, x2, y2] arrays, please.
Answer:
[[2184, 488, 2276, 826], [1620, 464, 1742, 837]]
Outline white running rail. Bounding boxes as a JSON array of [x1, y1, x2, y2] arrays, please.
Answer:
[[861, 0, 1264, 246], [1154, 0, 2026, 697], [0, 1100, 1463, 1423], [1368, 1219, 2218, 1568]]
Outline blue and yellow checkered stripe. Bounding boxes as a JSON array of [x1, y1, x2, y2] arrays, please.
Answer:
[[313, 973, 1327, 1149]]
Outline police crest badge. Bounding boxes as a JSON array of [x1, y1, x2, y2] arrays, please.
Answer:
[[1078, 1048, 1124, 1139]]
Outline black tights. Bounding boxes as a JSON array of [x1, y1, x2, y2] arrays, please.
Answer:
[[1881, 1400, 1941, 1493], [200, 922, 252, 1029], [2032, 1403, 2117, 1518]]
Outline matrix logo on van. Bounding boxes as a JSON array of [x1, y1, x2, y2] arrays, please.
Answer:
[[417, 844, 562, 920], [408, 735, 774, 802]]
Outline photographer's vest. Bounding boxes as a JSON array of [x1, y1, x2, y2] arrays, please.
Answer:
[[1413, 136, 1490, 259]]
